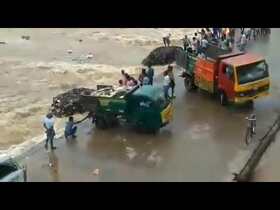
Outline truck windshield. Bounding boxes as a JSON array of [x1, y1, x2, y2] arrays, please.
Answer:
[[236, 61, 269, 85]]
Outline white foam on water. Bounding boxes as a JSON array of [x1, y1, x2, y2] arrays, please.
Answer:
[[0, 127, 65, 159], [0, 28, 199, 159]]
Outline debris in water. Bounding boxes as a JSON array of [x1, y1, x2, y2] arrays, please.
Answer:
[[122, 138, 127, 142], [92, 168, 100, 176], [147, 150, 162, 166], [0, 41, 6, 44], [86, 53, 93, 59], [79, 39, 83, 42], [126, 147, 137, 160]]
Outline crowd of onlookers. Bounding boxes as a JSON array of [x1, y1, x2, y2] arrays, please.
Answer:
[[163, 28, 271, 55], [238, 28, 271, 51], [181, 28, 235, 56], [162, 28, 235, 58]]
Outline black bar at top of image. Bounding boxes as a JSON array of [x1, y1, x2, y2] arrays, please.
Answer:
[[0, 1, 279, 27]]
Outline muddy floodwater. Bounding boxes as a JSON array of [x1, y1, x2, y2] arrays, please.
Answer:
[[2, 28, 280, 181], [0, 28, 197, 150]]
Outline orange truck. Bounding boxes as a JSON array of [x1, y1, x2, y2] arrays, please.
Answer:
[[176, 45, 270, 105]]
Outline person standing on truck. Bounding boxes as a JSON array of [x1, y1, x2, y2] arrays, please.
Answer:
[[168, 65, 176, 98], [139, 68, 150, 86], [121, 70, 128, 86], [212, 28, 219, 39], [43, 113, 56, 150], [183, 35, 191, 51], [200, 36, 208, 57], [163, 34, 171, 47], [147, 65, 155, 85], [191, 37, 198, 54]]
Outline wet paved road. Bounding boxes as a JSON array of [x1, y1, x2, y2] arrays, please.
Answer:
[[22, 29, 280, 182]]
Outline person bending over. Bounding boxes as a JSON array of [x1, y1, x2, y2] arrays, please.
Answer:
[[64, 116, 79, 140]]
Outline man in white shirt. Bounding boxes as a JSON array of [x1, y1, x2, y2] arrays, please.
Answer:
[[191, 37, 198, 54], [240, 33, 247, 51], [163, 70, 171, 99], [43, 113, 56, 150], [200, 37, 208, 58]]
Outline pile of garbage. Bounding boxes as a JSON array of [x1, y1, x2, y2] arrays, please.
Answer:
[[142, 46, 184, 66], [51, 88, 98, 118]]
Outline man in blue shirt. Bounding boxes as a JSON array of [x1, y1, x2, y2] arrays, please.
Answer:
[[64, 116, 78, 140]]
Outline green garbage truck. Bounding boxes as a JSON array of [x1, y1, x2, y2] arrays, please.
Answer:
[[52, 85, 173, 134]]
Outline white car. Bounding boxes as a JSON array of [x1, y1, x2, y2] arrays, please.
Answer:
[[0, 157, 27, 182]]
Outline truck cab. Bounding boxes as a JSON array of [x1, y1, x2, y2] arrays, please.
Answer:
[[177, 44, 270, 105], [126, 85, 173, 133], [93, 85, 173, 133], [218, 53, 269, 104]]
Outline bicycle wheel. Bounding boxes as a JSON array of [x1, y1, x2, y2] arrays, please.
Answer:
[[245, 128, 252, 145]]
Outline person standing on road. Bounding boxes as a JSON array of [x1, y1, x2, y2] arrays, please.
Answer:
[[147, 65, 155, 85], [43, 113, 56, 150], [168, 65, 176, 98], [240, 32, 247, 51], [163, 70, 171, 100], [245, 28, 252, 41], [251, 28, 257, 40]]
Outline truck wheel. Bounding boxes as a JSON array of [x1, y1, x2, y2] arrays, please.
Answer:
[[184, 77, 194, 92], [95, 116, 108, 129], [219, 91, 228, 106]]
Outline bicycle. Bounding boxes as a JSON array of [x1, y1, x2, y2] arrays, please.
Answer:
[[244, 114, 257, 145]]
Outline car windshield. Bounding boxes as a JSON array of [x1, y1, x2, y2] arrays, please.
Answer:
[[236, 61, 269, 85], [0, 163, 17, 179]]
